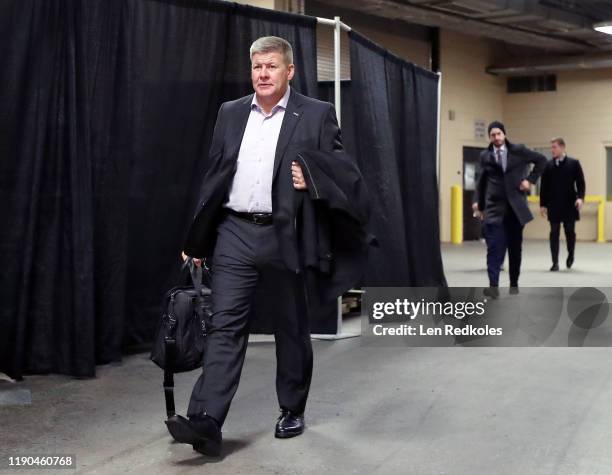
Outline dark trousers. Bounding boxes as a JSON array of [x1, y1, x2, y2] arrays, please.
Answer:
[[483, 209, 524, 287], [187, 214, 312, 426], [549, 220, 576, 264]]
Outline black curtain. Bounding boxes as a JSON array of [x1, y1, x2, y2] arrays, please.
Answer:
[[346, 31, 446, 287], [0, 0, 317, 379]]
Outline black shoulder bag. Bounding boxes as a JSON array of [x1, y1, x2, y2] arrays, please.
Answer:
[[150, 259, 213, 418]]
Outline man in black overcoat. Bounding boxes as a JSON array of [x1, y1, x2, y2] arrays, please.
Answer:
[[539, 137, 586, 271]]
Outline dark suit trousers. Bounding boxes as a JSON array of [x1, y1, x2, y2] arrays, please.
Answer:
[[483, 209, 524, 287], [187, 214, 313, 426], [549, 220, 576, 264]]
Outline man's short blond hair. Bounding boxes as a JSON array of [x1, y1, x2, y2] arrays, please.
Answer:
[[250, 36, 293, 66], [551, 137, 566, 147]]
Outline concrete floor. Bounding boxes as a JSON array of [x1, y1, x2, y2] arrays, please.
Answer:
[[443, 239, 612, 287], [1, 240, 612, 474]]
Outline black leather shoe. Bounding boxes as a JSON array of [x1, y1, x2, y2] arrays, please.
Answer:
[[275, 410, 304, 439], [550, 263, 559, 271], [165, 414, 222, 456], [566, 255, 574, 269], [483, 287, 499, 299], [509, 286, 519, 295]]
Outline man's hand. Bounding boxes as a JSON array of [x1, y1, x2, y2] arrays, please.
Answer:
[[575, 198, 583, 211], [519, 179, 531, 192], [472, 202, 484, 221], [181, 251, 202, 268], [540, 207, 547, 218], [291, 161, 307, 190]]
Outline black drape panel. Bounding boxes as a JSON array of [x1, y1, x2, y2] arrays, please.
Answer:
[[1, 0, 317, 379], [0, 0, 117, 379], [125, 0, 233, 352], [347, 31, 446, 286]]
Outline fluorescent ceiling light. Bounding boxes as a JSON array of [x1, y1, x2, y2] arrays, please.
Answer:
[[594, 22, 612, 35]]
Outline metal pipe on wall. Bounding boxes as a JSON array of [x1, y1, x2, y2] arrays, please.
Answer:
[[334, 16, 341, 127], [316, 16, 351, 127]]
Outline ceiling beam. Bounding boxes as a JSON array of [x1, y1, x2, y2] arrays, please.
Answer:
[[317, 0, 597, 52], [487, 52, 612, 74]]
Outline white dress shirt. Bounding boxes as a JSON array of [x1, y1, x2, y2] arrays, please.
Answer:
[[224, 87, 291, 213], [554, 153, 566, 166]]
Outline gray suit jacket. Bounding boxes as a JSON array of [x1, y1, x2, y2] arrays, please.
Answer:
[[183, 88, 342, 272]]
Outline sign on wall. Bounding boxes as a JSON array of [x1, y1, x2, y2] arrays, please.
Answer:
[[474, 119, 486, 141]]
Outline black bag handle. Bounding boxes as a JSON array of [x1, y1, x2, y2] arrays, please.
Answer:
[[187, 259, 203, 298]]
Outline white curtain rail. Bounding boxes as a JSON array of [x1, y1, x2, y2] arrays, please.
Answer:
[[316, 16, 352, 31]]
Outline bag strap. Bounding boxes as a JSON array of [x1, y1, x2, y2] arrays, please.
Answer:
[[163, 337, 176, 418]]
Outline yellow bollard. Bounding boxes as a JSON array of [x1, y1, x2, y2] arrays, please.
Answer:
[[584, 195, 605, 243], [451, 185, 462, 244], [597, 198, 605, 243]]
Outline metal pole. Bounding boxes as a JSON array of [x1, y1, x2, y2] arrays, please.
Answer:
[[333, 16, 343, 335], [436, 72, 442, 188], [311, 16, 359, 341], [334, 16, 342, 128], [316, 16, 351, 31]]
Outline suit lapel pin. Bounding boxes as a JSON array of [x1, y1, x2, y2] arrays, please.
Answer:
[[293, 112, 300, 117]]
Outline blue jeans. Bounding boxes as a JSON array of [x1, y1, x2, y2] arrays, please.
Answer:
[[483, 210, 524, 287]]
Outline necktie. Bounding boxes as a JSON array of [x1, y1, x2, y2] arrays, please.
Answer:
[[496, 149, 505, 171]]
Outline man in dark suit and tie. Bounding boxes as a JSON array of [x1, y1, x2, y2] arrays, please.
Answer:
[[168, 36, 346, 456], [539, 137, 586, 271], [472, 121, 546, 298]]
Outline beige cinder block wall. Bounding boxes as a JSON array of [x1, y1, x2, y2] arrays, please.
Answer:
[[234, 0, 276, 8], [349, 23, 430, 69], [504, 68, 612, 241], [438, 30, 506, 242]]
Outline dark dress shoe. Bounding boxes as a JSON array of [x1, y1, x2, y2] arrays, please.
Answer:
[[165, 414, 222, 456], [509, 286, 519, 295], [550, 263, 559, 271], [483, 287, 499, 299], [275, 410, 304, 439], [566, 255, 574, 269]]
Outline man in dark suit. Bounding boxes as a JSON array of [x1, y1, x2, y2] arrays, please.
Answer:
[[540, 137, 586, 271], [168, 36, 345, 456], [472, 121, 546, 298]]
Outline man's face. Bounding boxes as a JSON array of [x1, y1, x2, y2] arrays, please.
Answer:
[[489, 128, 506, 148], [251, 51, 294, 102], [551, 141, 565, 158]]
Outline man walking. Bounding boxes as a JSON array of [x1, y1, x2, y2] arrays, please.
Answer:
[[473, 121, 546, 298], [540, 137, 585, 271], [169, 36, 368, 456]]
